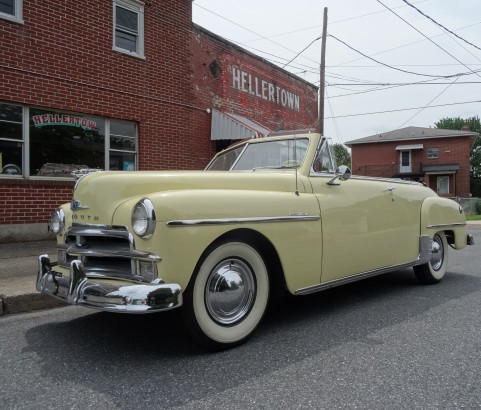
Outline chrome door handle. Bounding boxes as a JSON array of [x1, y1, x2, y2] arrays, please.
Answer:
[[384, 186, 396, 192]]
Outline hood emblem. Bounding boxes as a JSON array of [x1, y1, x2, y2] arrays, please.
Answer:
[[71, 200, 90, 211]]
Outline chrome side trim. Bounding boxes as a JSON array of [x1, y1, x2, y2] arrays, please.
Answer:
[[427, 223, 467, 228], [166, 215, 320, 227], [37, 256, 182, 313], [296, 235, 432, 296]]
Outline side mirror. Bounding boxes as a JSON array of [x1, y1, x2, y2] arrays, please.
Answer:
[[327, 165, 352, 186]]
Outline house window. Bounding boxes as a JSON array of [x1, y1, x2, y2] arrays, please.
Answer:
[[427, 148, 439, 159], [437, 176, 449, 195], [113, 0, 144, 58], [0, 0, 23, 23], [0, 102, 23, 176], [0, 104, 138, 179]]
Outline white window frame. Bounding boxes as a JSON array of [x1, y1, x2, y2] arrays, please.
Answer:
[[0, 0, 23, 24], [113, 0, 145, 59]]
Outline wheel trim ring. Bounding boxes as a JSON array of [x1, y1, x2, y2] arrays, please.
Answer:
[[204, 258, 256, 326], [431, 235, 444, 271]]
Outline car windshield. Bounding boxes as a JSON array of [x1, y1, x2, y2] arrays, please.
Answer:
[[206, 138, 310, 171]]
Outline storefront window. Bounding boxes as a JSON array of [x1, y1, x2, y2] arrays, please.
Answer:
[[30, 109, 105, 177], [0, 102, 23, 175], [1, 104, 138, 179]]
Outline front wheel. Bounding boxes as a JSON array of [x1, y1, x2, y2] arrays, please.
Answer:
[[414, 232, 448, 284], [182, 241, 270, 350]]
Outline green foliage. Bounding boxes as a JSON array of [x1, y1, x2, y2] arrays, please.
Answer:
[[435, 116, 481, 197], [476, 201, 481, 215], [332, 143, 351, 167]]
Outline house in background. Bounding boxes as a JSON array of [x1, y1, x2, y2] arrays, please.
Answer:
[[345, 126, 479, 198]]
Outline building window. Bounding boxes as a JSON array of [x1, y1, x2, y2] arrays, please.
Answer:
[[0, 0, 23, 23], [437, 176, 449, 195], [0, 102, 23, 176], [0, 104, 138, 179], [109, 119, 137, 170], [113, 0, 144, 58], [427, 148, 439, 159]]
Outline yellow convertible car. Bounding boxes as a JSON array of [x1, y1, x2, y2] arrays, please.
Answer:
[[37, 131, 474, 349]]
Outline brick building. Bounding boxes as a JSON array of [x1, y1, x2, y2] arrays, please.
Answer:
[[345, 126, 478, 198], [0, 1, 318, 241]]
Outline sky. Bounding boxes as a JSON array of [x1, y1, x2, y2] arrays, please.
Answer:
[[192, 0, 481, 145]]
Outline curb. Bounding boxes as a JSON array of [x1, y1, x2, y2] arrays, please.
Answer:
[[0, 293, 66, 316]]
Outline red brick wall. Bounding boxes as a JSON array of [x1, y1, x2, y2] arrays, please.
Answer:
[[351, 136, 471, 197], [191, 25, 319, 136], [0, 179, 74, 225], [0, 0, 196, 230]]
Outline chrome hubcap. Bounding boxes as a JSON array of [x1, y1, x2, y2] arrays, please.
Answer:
[[431, 235, 444, 271], [205, 258, 256, 326]]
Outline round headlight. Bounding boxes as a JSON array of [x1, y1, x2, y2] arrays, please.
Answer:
[[50, 208, 65, 235], [132, 199, 156, 239]]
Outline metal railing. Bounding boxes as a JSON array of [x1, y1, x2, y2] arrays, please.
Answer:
[[451, 197, 481, 215]]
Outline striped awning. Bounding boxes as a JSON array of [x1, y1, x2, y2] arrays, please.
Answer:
[[210, 109, 272, 140]]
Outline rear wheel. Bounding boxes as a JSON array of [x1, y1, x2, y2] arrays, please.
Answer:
[[183, 241, 269, 350], [414, 232, 448, 284]]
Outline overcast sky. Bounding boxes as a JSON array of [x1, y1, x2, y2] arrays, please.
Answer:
[[192, 0, 481, 145]]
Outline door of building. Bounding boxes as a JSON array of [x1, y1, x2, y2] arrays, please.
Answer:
[[400, 150, 411, 173]]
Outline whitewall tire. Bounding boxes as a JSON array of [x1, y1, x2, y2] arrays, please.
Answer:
[[414, 232, 448, 284], [183, 241, 270, 350]]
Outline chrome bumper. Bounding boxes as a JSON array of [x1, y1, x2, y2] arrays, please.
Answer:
[[36, 255, 182, 313]]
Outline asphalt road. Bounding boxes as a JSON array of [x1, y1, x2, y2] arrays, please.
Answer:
[[1, 227, 480, 410]]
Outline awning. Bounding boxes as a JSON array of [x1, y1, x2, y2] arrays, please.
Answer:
[[422, 164, 460, 175], [396, 144, 424, 150], [210, 109, 272, 140]]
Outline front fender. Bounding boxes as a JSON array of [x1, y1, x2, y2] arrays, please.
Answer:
[[112, 189, 323, 293]]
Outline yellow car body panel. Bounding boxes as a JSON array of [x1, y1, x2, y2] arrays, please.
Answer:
[[40, 132, 471, 316]]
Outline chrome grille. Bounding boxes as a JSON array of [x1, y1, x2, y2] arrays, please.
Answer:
[[58, 224, 160, 282]]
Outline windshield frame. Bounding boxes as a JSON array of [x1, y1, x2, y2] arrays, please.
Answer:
[[205, 137, 312, 172]]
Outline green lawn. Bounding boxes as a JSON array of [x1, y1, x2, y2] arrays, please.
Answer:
[[466, 214, 481, 221]]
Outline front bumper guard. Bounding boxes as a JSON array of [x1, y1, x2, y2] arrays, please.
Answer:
[[36, 255, 182, 313]]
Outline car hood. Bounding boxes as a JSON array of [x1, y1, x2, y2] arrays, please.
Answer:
[[71, 170, 307, 223]]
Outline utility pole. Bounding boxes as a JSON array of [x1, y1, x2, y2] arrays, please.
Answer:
[[319, 7, 328, 135]]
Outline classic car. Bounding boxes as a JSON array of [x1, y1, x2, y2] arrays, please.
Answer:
[[37, 131, 474, 349]]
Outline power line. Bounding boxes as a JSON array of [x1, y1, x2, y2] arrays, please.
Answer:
[[400, 0, 481, 52], [324, 99, 481, 119], [329, 34, 464, 78], [376, 0, 481, 79]]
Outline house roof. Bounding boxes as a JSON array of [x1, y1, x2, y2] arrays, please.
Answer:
[[345, 126, 479, 146]]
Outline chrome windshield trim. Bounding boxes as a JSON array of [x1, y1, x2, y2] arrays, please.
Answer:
[[427, 223, 467, 228], [166, 215, 320, 227]]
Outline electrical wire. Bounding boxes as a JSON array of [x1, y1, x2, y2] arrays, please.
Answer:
[[400, 0, 481, 52], [329, 34, 465, 78], [324, 99, 481, 119], [376, 0, 481, 79]]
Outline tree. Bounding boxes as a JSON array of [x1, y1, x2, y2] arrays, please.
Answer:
[[332, 143, 352, 168], [435, 116, 481, 197]]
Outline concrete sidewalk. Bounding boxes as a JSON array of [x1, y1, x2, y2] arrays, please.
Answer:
[[1, 221, 480, 316], [0, 240, 65, 315]]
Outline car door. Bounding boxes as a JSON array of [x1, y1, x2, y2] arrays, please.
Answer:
[[310, 141, 401, 283]]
